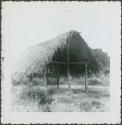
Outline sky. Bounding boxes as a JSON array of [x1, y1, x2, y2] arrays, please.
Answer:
[[2, 1, 121, 62]]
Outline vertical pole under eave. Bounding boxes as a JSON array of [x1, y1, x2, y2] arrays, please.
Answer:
[[85, 63, 88, 93], [67, 42, 71, 92], [46, 68, 49, 87], [57, 69, 60, 89], [44, 65, 47, 92]]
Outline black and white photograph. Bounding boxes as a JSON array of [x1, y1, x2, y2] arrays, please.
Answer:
[[1, 1, 121, 124]]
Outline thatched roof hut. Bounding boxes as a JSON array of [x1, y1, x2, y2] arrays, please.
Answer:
[[12, 30, 100, 84]]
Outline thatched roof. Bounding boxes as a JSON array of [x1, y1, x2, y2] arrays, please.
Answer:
[[12, 30, 100, 82]]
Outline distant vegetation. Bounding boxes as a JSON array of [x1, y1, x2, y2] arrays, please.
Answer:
[[92, 49, 110, 75]]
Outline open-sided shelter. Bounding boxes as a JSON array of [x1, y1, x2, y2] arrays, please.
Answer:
[[12, 30, 100, 92]]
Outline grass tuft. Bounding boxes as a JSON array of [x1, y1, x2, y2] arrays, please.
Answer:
[[79, 101, 105, 112]]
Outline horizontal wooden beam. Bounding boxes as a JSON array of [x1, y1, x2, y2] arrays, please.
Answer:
[[70, 62, 89, 64], [51, 60, 88, 64], [51, 61, 66, 64]]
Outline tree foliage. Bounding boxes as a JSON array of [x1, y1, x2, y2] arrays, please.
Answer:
[[92, 49, 110, 74]]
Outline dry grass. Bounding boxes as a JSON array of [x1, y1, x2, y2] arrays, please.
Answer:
[[48, 85, 109, 112], [11, 85, 109, 112], [11, 73, 110, 112]]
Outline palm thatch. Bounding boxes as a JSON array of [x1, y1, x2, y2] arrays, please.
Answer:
[[12, 30, 100, 84]]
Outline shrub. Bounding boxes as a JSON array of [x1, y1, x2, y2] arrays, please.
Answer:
[[79, 101, 105, 112], [39, 93, 54, 105], [32, 78, 44, 86], [88, 73, 110, 86], [88, 79, 101, 85], [19, 87, 53, 103]]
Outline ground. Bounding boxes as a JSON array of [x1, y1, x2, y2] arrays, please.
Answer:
[[11, 74, 110, 112]]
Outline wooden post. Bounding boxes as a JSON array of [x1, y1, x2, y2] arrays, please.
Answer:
[[55, 64, 60, 89], [43, 65, 47, 91], [31, 73, 33, 85], [67, 43, 71, 92], [57, 69, 60, 88], [46, 68, 49, 87], [85, 63, 88, 93]]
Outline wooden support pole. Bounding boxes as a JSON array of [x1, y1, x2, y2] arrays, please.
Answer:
[[85, 63, 88, 93], [46, 68, 49, 87], [31, 73, 33, 85], [43, 65, 47, 91], [67, 43, 71, 92], [57, 69, 60, 89], [55, 64, 60, 89]]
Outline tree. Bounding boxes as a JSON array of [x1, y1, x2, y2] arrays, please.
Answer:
[[92, 49, 110, 74]]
